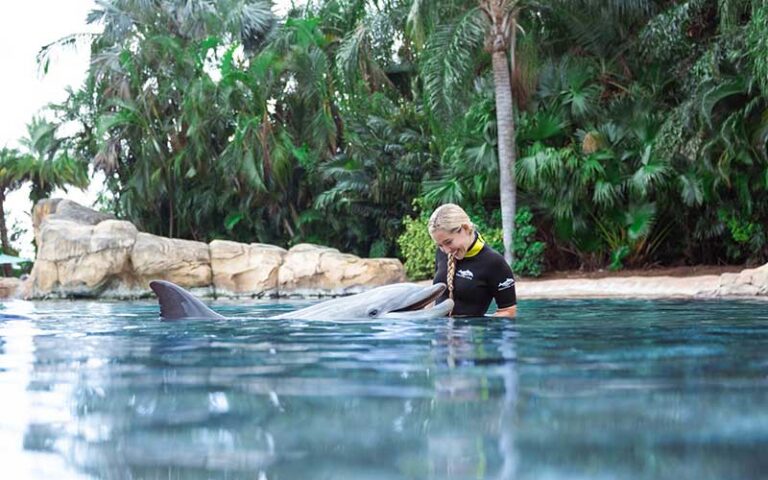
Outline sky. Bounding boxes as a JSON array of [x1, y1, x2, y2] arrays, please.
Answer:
[[0, 1, 101, 258]]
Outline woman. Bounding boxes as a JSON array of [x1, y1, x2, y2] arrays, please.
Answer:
[[429, 204, 517, 318]]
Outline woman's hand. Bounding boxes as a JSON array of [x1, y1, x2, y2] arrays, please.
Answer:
[[493, 305, 517, 318]]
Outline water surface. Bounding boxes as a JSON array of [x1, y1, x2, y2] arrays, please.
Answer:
[[0, 298, 766, 479]]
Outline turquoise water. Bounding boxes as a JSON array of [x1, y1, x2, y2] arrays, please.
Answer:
[[0, 298, 767, 479]]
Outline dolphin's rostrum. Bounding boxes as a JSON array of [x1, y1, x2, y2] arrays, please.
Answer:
[[149, 280, 454, 320]]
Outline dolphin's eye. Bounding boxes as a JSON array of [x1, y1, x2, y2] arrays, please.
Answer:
[[367, 308, 379, 317]]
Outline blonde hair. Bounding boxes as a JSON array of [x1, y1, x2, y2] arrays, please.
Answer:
[[428, 204, 474, 313], [428, 203, 473, 236]]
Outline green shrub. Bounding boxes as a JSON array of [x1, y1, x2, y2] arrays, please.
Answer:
[[476, 208, 545, 277], [727, 216, 760, 245], [397, 206, 546, 280], [397, 214, 435, 280], [368, 238, 390, 258], [511, 208, 546, 277], [721, 211, 767, 263]]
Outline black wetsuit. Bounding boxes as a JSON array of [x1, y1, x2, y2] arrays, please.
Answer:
[[433, 237, 517, 317]]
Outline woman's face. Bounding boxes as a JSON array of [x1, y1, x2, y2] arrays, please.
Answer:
[[431, 225, 474, 260]]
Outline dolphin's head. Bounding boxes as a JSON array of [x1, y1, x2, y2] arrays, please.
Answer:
[[276, 283, 453, 320], [367, 282, 453, 319]]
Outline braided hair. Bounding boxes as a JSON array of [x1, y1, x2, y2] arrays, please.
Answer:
[[446, 253, 456, 302]]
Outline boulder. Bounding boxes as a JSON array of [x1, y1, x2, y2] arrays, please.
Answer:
[[32, 198, 115, 247], [278, 244, 405, 296], [50, 199, 115, 225], [715, 264, 768, 297], [0, 277, 21, 299], [32, 198, 62, 232], [29, 219, 138, 297], [131, 233, 212, 291], [210, 240, 286, 297]]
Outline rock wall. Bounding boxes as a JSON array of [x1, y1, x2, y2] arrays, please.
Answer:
[[25, 199, 405, 299], [210, 240, 285, 297], [713, 264, 768, 297], [278, 243, 405, 296], [0, 278, 21, 299]]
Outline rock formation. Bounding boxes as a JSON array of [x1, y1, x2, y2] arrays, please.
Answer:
[[25, 199, 406, 299], [713, 264, 768, 297]]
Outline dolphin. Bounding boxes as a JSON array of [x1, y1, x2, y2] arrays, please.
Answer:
[[149, 280, 454, 321]]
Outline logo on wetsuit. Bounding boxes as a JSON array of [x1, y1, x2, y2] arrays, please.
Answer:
[[498, 278, 515, 290], [456, 269, 474, 280]]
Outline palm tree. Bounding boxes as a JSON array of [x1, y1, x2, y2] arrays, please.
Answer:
[[42, 0, 281, 240], [481, 0, 519, 265], [410, 0, 659, 264], [0, 129, 87, 274], [17, 118, 89, 205], [0, 148, 25, 276], [409, 0, 520, 263]]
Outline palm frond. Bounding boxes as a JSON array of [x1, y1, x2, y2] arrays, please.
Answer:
[[421, 8, 487, 116], [700, 77, 748, 129], [630, 162, 669, 196], [406, 0, 431, 50], [625, 202, 656, 241], [422, 176, 466, 206], [237, 0, 279, 51], [678, 173, 705, 206], [335, 20, 393, 92], [593, 180, 620, 208]]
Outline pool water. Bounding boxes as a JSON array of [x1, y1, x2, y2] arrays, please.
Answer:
[[0, 298, 766, 479]]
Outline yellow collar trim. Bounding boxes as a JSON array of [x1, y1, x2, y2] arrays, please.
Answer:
[[464, 233, 485, 258]]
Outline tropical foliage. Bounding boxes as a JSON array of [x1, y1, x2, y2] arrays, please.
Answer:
[[0, 118, 88, 275], [15, 0, 767, 275], [0, 148, 25, 266]]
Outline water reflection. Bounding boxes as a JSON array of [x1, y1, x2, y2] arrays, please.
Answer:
[[0, 317, 91, 479], [428, 318, 520, 479], [1, 299, 767, 478], [3, 302, 521, 479]]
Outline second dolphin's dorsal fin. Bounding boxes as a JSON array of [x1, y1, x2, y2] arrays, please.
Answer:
[[149, 280, 225, 320]]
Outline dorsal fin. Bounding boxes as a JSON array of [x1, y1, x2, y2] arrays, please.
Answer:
[[149, 280, 225, 320]]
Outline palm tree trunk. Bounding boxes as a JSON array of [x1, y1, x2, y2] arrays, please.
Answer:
[[486, 6, 517, 265], [492, 51, 517, 265], [0, 189, 12, 277]]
